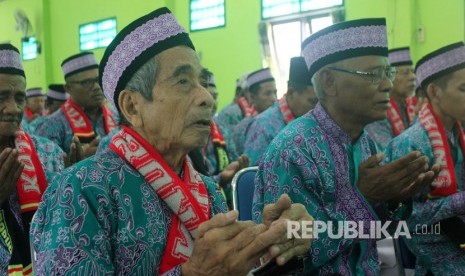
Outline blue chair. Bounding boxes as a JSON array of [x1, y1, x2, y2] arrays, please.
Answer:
[[231, 166, 258, 221]]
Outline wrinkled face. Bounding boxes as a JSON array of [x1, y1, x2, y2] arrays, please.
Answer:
[[134, 46, 215, 153], [251, 81, 277, 113], [392, 65, 416, 98], [330, 56, 393, 126], [430, 68, 465, 123], [65, 68, 104, 110], [0, 74, 26, 137], [287, 85, 318, 117], [26, 95, 45, 114]]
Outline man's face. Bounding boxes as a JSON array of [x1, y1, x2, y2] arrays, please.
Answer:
[[207, 86, 218, 114], [251, 81, 277, 113], [65, 68, 104, 110], [135, 46, 214, 153], [331, 56, 393, 126], [0, 74, 26, 137], [287, 85, 318, 117], [47, 99, 66, 114], [392, 65, 416, 99], [26, 95, 45, 114], [431, 68, 465, 122]]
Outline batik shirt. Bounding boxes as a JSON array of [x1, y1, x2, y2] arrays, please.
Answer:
[[30, 148, 227, 275], [35, 108, 115, 154], [384, 121, 465, 275], [215, 103, 243, 159], [0, 135, 64, 276], [244, 102, 287, 165], [365, 101, 411, 151], [231, 116, 254, 160], [252, 103, 409, 275]]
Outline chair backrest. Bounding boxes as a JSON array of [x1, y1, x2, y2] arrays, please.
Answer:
[[231, 166, 259, 221]]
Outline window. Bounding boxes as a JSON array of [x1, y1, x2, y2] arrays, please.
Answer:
[[262, 0, 343, 19], [22, 36, 39, 61], [190, 0, 225, 31], [79, 18, 116, 51]]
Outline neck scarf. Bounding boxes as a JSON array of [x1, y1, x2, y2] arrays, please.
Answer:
[[237, 97, 258, 117], [61, 98, 117, 143], [14, 127, 47, 213], [278, 96, 296, 124], [387, 97, 416, 136], [110, 126, 210, 273], [418, 103, 465, 197], [209, 121, 229, 173]]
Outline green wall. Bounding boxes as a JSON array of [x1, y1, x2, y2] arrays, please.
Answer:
[[1, 0, 464, 111]]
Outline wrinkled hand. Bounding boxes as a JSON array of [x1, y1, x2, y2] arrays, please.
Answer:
[[261, 194, 313, 265], [81, 136, 100, 158], [0, 148, 24, 204], [219, 154, 250, 187], [182, 210, 287, 276], [63, 136, 85, 167], [358, 151, 440, 204]]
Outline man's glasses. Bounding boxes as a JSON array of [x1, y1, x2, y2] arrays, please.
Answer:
[[327, 66, 397, 85], [68, 77, 100, 89], [396, 67, 415, 76]]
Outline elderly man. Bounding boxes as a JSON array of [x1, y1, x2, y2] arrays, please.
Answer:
[[384, 42, 465, 275], [232, 68, 277, 158], [245, 57, 317, 165], [252, 18, 440, 274], [0, 44, 64, 276], [365, 47, 417, 150], [36, 52, 117, 157], [31, 8, 311, 275]]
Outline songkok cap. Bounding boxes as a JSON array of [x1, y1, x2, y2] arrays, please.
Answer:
[[26, 87, 43, 98], [415, 42, 465, 88], [302, 18, 388, 78], [388, 47, 413, 67], [0, 44, 25, 78], [288, 56, 312, 86], [47, 84, 68, 101], [247, 68, 274, 88], [61, 52, 98, 78], [238, 72, 250, 90], [100, 7, 195, 111]]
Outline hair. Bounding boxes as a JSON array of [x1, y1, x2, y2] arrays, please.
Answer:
[[287, 81, 308, 93], [120, 56, 159, 125], [249, 82, 261, 95], [423, 73, 454, 100]]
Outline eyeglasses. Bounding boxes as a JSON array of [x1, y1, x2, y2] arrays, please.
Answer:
[[396, 67, 415, 76], [69, 77, 100, 89], [327, 66, 397, 85]]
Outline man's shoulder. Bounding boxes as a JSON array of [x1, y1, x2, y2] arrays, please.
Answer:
[[30, 134, 63, 154]]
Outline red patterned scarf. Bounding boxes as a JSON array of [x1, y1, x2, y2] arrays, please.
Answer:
[[14, 127, 47, 213], [24, 108, 34, 120], [387, 97, 417, 136], [237, 97, 258, 117], [209, 121, 229, 173], [61, 98, 117, 143], [278, 96, 295, 124], [110, 126, 211, 273], [418, 103, 465, 197]]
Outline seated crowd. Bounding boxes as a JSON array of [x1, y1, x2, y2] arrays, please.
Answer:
[[1, 6, 464, 276]]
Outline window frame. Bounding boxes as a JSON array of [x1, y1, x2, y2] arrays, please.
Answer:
[[261, 0, 344, 20], [189, 0, 226, 32], [79, 17, 117, 51]]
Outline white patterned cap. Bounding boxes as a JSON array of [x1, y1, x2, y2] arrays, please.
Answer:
[[0, 44, 24, 78], [26, 87, 43, 98], [61, 52, 98, 78], [415, 42, 465, 88], [99, 7, 195, 111], [247, 68, 274, 88], [388, 47, 412, 67], [302, 18, 388, 78]]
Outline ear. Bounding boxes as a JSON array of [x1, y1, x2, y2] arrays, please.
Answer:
[[319, 69, 337, 97], [426, 83, 441, 104], [118, 90, 143, 127]]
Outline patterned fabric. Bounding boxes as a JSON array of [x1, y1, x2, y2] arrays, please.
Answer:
[[253, 103, 409, 275], [35, 105, 117, 154], [215, 103, 244, 159], [61, 52, 98, 78], [277, 96, 295, 124], [26, 116, 48, 134], [30, 147, 226, 275], [247, 68, 274, 88], [388, 47, 412, 66], [384, 120, 465, 275], [110, 126, 210, 273], [244, 102, 287, 165], [232, 116, 254, 159], [1, 134, 64, 276], [237, 97, 258, 117], [0, 48, 23, 72], [365, 99, 415, 151]]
